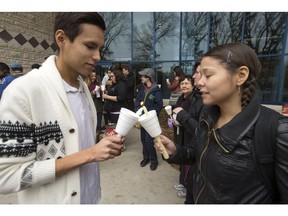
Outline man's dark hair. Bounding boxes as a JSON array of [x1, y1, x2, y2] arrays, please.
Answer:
[[54, 12, 106, 50], [0, 62, 10, 79], [31, 63, 40, 69], [0, 62, 10, 73]]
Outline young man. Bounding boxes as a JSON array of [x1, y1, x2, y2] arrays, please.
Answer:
[[135, 68, 163, 171], [0, 12, 123, 204]]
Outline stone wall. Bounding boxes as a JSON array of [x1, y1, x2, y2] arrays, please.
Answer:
[[0, 12, 57, 72]]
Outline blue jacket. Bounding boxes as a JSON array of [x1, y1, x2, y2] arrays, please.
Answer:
[[0, 75, 16, 99], [135, 83, 163, 115]]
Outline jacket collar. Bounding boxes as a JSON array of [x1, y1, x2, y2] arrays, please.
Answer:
[[203, 95, 261, 151]]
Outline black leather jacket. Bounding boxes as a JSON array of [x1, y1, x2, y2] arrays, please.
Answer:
[[168, 95, 288, 203]]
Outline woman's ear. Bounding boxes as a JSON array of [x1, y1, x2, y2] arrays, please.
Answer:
[[237, 66, 249, 86]]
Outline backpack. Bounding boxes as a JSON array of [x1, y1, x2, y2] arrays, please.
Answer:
[[253, 105, 281, 203]]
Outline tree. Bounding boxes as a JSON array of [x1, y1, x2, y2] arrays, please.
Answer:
[[210, 12, 243, 47], [100, 12, 130, 60], [182, 12, 208, 60], [133, 12, 179, 61], [244, 12, 286, 55]]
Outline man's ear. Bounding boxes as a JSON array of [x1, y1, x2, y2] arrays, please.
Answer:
[[237, 66, 249, 86], [55, 29, 66, 49]]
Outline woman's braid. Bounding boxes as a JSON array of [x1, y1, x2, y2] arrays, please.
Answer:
[[241, 74, 257, 109]]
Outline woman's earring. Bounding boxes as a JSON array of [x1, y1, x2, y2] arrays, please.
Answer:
[[238, 85, 241, 95]]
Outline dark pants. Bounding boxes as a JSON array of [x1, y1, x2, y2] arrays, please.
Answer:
[[126, 98, 135, 112], [140, 128, 158, 164], [103, 111, 120, 124], [97, 112, 102, 131], [185, 189, 194, 204]]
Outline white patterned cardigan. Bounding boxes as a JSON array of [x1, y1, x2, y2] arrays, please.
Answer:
[[0, 55, 97, 203]]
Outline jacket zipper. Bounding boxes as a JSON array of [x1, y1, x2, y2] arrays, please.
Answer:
[[195, 120, 230, 203], [195, 119, 211, 204], [212, 128, 229, 153]]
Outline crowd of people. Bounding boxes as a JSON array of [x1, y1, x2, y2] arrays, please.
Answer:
[[0, 12, 287, 205]]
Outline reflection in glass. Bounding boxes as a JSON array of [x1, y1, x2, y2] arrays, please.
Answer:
[[209, 12, 243, 47], [100, 12, 131, 61], [182, 12, 209, 61], [258, 56, 281, 102], [133, 12, 154, 61], [155, 12, 180, 61], [244, 12, 286, 55]]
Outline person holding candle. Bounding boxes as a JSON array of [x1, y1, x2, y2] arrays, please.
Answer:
[[154, 43, 288, 203], [135, 68, 163, 171], [0, 12, 123, 204]]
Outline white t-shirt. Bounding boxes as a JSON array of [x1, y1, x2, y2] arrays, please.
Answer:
[[63, 78, 101, 204]]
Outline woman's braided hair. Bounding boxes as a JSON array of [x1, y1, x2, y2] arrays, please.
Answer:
[[203, 43, 261, 109]]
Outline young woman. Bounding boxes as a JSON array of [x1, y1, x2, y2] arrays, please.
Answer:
[[87, 71, 103, 136], [154, 43, 288, 203], [166, 66, 185, 94], [102, 69, 127, 124]]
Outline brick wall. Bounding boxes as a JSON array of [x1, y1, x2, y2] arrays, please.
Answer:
[[0, 12, 57, 72]]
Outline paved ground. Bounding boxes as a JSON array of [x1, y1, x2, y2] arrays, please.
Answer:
[[0, 127, 184, 204]]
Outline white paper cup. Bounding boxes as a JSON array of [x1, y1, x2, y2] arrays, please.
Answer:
[[138, 110, 162, 137], [101, 85, 106, 91], [115, 108, 139, 137], [164, 105, 172, 115]]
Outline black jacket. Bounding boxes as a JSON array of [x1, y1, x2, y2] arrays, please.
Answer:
[[168, 95, 288, 203], [172, 88, 203, 192], [103, 80, 127, 112]]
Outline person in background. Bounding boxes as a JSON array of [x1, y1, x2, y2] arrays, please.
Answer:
[[154, 43, 288, 203], [135, 68, 163, 171], [102, 68, 127, 124], [101, 65, 114, 88], [122, 66, 135, 111], [102, 68, 128, 150], [166, 66, 185, 94], [171, 59, 203, 204], [9, 62, 24, 77], [87, 71, 103, 140], [0, 12, 123, 204], [0, 62, 16, 100], [170, 75, 196, 200]]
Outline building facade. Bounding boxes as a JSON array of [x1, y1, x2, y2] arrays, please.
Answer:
[[1, 12, 288, 103], [0, 12, 57, 72]]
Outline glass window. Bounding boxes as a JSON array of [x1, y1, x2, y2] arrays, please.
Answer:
[[209, 12, 243, 48], [244, 12, 286, 55], [285, 20, 288, 54], [133, 12, 154, 61], [155, 12, 180, 61], [155, 61, 180, 99], [258, 56, 282, 102], [180, 61, 195, 75], [100, 12, 131, 61], [181, 12, 209, 61], [280, 55, 288, 102]]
